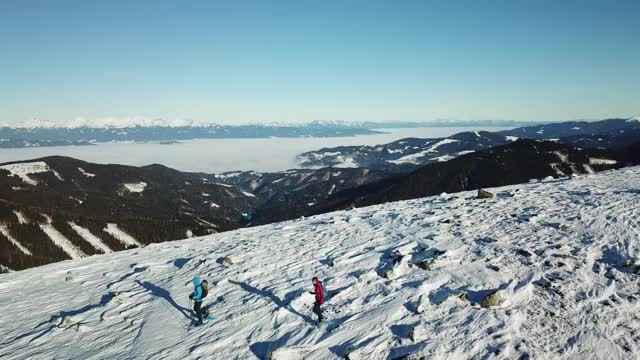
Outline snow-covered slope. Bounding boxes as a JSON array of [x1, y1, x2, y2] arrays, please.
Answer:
[[1, 167, 640, 359]]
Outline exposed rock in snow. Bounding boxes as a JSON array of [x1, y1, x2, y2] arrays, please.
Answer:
[[477, 189, 495, 199], [480, 290, 504, 308]]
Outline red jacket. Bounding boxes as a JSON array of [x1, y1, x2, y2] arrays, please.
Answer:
[[313, 281, 325, 304]]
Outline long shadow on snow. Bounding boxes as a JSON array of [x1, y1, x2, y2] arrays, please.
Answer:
[[328, 334, 383, 358], [1, 293, 115, 347], [249, 329, 314, 360], [229, 280, 315, 325], [106, 264, 146, 289], [387, 341, 429, 359], [135, 280, 192, 320]]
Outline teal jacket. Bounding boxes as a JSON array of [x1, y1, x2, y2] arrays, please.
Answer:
[[192, 277, 204, 302]]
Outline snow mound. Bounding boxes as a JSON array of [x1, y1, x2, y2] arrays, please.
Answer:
[[1, 166, 640, 359]]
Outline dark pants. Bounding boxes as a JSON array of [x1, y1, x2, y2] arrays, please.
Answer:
[[193, 301, 207, 324], [312, 302, 324, 322]]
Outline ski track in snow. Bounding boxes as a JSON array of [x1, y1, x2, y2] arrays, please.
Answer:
[[39, 224, 85, 259], [69, 222, 112, 254], [1, 167, 640, 359], [0, 226, 32, 256], [104, 223, 142, 248]]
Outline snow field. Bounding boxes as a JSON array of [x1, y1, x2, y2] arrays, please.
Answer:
[[0, 167, 639, 359]]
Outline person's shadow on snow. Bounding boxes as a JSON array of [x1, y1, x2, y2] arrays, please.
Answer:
[[229, 280, 315, 324], [135, 280, 192, 319]]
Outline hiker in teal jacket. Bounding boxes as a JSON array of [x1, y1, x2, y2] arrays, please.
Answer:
[[189, 277, 209, 325]]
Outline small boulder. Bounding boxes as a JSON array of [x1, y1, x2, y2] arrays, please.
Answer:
[[414, 295, 427, 314], [222, 257, 233, 266], [416, 260, 434, 271], [477, 189, 495, 199], [623, 259, 634, 267], [481, 290, 504, 308], [457, 293, 469, 301], [383, 269, 394, 279], [516, 249, 532, 257]]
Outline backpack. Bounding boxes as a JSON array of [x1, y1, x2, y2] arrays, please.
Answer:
[[200, 280, 209, 298]]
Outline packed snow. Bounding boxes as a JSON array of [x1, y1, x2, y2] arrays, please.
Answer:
[[123, 182, 147, 193], [0, 161, 61, 185], [1, 167, 640, 359]]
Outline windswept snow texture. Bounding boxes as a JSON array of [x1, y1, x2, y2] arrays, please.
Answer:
[[0, 161, 57, 185], [1, 167, 640, 359]]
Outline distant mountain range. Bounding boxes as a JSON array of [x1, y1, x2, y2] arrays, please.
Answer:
[[298, 117, 640, 170], [0, 119, 535, 148], [0, 122, 383, 148]]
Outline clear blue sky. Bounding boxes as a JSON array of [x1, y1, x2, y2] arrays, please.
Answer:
[[0, 0, 638, 124]]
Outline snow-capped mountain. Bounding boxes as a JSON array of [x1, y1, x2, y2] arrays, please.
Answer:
[[0, 156, 256, 270], [298, 118, 640, 170], [1, 166, 639, 359], [0, 124, 383, 149], [298, 131, 512, 171]]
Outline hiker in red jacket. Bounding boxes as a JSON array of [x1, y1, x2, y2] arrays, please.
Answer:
[[309, 276, 325, 323]]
